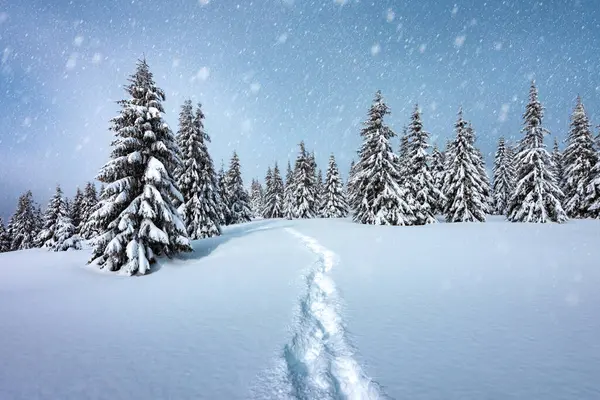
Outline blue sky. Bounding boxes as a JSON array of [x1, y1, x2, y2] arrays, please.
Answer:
[[1, 0, 600, 218]]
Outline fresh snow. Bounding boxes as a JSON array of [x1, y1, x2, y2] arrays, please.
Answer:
[[2, 217, 600, 399]]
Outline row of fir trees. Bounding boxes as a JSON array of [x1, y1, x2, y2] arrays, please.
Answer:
[[3, 60, 599, 275]]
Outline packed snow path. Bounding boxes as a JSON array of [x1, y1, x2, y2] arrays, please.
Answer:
[[281, 228, 386, 400]]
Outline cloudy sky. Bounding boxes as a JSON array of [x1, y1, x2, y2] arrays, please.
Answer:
[[1, 0, 599, 218]]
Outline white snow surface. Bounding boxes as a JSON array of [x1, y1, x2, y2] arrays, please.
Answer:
[[1, 216, 600, 399]]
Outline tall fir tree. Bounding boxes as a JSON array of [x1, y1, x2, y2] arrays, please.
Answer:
[[283, 161, 295, 220], [397, 127, 410, 185], [321, 154, 349, 218], [263, 163, 284, 218], [468, 124, 493, 213], [405, 105, 442, 224], [250, 179, 264, 219], [347, 159, 357, 195], [315, 168, 324, 216], [79, 182, 99, 239], [217, 161, 231, 225], [0, 217, 10, 252], [351, 91, 416, 225], [585, 134, 600, 218], [430, 144, 446, 214], [292, 142, 318, 218], [308, 151, 319, 216], [37, 185, 67, 248], [176, 101, 222, 239], [507, 82, 567, 223], [443, 109, 488, 222], [8, 191, 38, 250], [492, 137, 515, 215], [562, 97, 598, 218], [70, 187, 85, 233], [88, 59, 191, 275], [226, 152, 252, 224], [262, 167, 272, 217], [551, 138, 565, 189]]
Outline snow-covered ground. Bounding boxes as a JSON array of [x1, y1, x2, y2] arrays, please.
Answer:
[[1, 217, 600, 399]]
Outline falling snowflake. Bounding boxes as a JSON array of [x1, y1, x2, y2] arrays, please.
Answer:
[[192, 67, 210, 82], [370, 43, 381, 56], [419, 44, 427, 53], [451, 4, 458, 15], [386, 9, 395, 22], [66, 54, 77, 70], [277, 33, 288, 44], [250, 82, 261, 93], [454, 35, 466, 48], [494, 42, 503, 51], [73, 36, 84, 47], [92, 53, 102, 64], [199, 0, 210, 5], [498, 104, 510, 122]]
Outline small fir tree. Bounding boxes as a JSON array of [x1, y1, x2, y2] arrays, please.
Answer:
[[321, 154, 349, 218]]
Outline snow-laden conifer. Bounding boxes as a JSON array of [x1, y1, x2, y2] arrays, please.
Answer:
[[283, 161, 295, 220], [430, 144, 446, 214], [176, 101, 222, 239], [351, 91, 416, 225], [53, 214, 81, 252], [226, 152, 252, 224], [217, 162, 231, 225], [443, 109, 488, 222], [492, 137, 515, 215], [507, 82, 567, 223], [70, 187, 85, 232], [89, 59, 191, 275], [405, 105, 443, 224], [321, 154, 349, 218], [263, 163, 284, 218], [37, 185, 67, 248], [250, 179, 264, 219], [79, 182, 99, 239], [293, 142, 318, 219], [562, 97, 598, 218], [0, 217, 10, 253], [551, 138, 565, 189], [315, 168, 324, 216]]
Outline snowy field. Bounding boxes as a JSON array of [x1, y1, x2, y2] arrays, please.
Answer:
[[1, 217, 600, 400]]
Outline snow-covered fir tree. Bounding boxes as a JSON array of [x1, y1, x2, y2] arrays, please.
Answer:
[[262, 167, 272, 217], [263, 163, 284, 218], [70, 187, 85, 232], [430, 144, 446, 214], [79, 182, 99, 239], [292, 141, 318, 218], [397, 127, 410, 185], [226, 152, 252, 224], [467, 124, 493, 214], [321, 154, 349, 218], [551, 138, 565, 189], [405, 105, 442, 224], [562, 96, 598, 218], [443, 109, 488, 223], [351, 91, 416, 225], [492, 137, 515, 215], [53, 213, 81, 252], [308, 151, 320, 216], [507, 82, 567, 223], [347, 159, 357, 195], [249, 179, 264, 219], [315, 168, 324, 216], [585, 140, 600, 218], [176, 101, 222, 239], [217, 162, 231, 225], [88, 59, 191, 275], [0, 217, 10, 253], [37, 185, 67, 248], [283, 161, 295, 220]]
